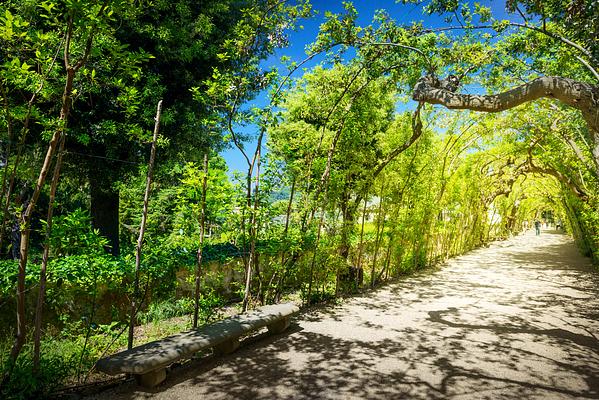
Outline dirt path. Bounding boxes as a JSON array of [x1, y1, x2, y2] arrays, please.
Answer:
[[87, 230, 599, 399]]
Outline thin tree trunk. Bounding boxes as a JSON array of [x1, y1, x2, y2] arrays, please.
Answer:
[[283, 177, 296, 237], [376, 233, 394, 285], [77, 271, 98, 383], [356, 196, 368, 269], [239, 172, 251, 272], [0, 84, 14, 248], [0, 118, 35, 256], [370, 181, 386, 288], [242, 141, 262, 313], [0, 110, 37, 256], [4, 1, 106, 367], [307, 202, 326, 304], [273, 176, 297, 297], [128, 100, 162, 349], [33, 133, 66, 370], [7, 65, 75, 370], [193, 152, 209, 328]]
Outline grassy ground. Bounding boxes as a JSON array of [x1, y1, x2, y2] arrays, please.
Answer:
[[0, 299, 233, 399]]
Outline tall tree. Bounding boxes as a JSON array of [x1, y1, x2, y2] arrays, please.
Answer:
[[3, 0, 115, 371]]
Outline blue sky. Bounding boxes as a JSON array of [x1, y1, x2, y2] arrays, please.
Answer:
[[220, 0, 512, 174]]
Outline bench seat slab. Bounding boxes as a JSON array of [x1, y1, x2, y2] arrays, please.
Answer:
[[96, 303, 299, 376]]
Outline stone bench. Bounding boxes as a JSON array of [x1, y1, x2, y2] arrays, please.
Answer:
[[95, 302, 299, 387]]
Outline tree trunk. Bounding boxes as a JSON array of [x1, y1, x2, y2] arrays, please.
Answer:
[[6, 66, 75, 372], [128, 100, 162, 349], [89, 169, 120, 256], [193, 152, 209, 329], [307, 202, 326, 304], [0, 101, 34, 256], [0, 53, 53, 255], [356, 197, 367, 270], [376, 232, 394, 285], [33, 134, 66, 370], [4, 2, 105, 374], [242, 142, 262, 313], [338, 196, 356, 262], [370, 181, 386, 288], [0, 84, 14, 255]]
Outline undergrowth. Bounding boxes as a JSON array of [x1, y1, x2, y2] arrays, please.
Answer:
[[0, 293, 224, 399]]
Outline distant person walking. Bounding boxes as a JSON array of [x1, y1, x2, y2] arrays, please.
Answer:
[[534, 219, 541, 236]]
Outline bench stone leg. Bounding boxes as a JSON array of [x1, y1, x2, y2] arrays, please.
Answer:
[[213, 337, 240, 355], [135, 368, 166, 388], [267, 317, 290, 334]]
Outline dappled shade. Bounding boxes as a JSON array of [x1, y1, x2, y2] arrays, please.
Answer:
[[87, 231, 599, 399]]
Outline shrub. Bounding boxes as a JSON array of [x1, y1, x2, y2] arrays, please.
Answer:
[[138, 291, 224, 325], [49, 209, 109, 257], [0, 343, 77, 400]]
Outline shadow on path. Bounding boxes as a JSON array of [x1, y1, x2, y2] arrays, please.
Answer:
[[86, 231, 599, 399]]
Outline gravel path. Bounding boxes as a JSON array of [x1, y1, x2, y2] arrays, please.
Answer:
[[87, 230, 599, 399]]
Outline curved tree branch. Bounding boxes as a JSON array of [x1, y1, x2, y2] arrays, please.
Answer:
[[413, 74, 599, 178], [413, 76, 597, 115], [524, 161, 588, 202], [371, 102, 425, 179], [524, 143, 588, 201]]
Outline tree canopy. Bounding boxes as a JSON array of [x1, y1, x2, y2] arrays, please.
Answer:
[[1, 1, 598, 397]]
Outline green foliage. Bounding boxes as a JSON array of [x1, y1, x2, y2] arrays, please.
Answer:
[[506, 0, 599, 61], [2, 0, 599, 396], [0, 349, 75, 400], [171, 157, 235, 243], [48, 209, 109, 256], [0, 254, 130, 299], [138, 291, 223, 326], [139, 239, 188, 299]]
